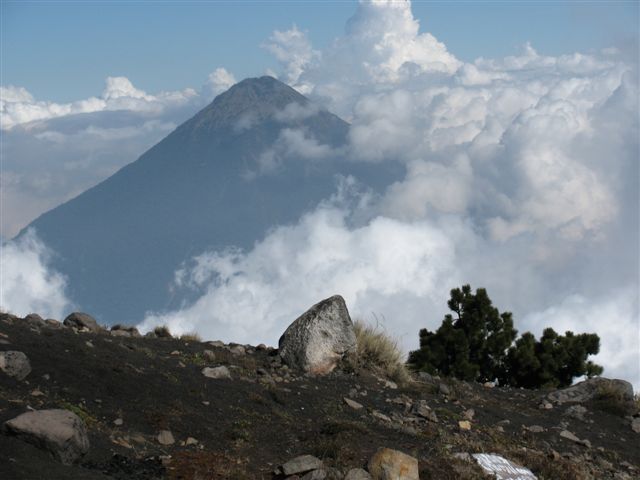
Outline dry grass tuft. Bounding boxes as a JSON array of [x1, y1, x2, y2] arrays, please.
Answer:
[[179, 332, 202, 342], [352, 319, 411, 386], [153, 325, 173, 338]]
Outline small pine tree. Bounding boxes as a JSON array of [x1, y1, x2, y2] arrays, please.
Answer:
[[409, 285, 604, 389], [408, 285, 517, 382]]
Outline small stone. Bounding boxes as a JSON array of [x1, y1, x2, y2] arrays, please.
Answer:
[[368, 447, 419, 480], [203, 350, 216, 362], [63, 312, 101, 333], [439, 383, 451, 396], [559, 429, 590, 447], [343, 397, 364, 410], [483, 381, 496, 388], [384, 380, 398, 389], [302, 469, 328, 480], [371, 410, 391, 422], [344, 468, 372, 480], [281, 455, 323, 475], [540, 401, 553, 410], [256, 343, 268, 350], [463, 409, 475, 420], [0, 351, 31, 380], [202, 401, 210, 406], [228, 345, 246, 355], [458, 420, 472, 431], [30, 389, 45, 397], [170, 350, 181, 356], [185, 437, 198, 446], [202, 366, 231, 379], [631, 418, 640, 433], [85, 341, 94, 348], [207, 340, 225, 348], [157, 430, 175, 445], [113, 418, 124, 426], [526, 425, 545, 433], [564, 405, 588, 421]]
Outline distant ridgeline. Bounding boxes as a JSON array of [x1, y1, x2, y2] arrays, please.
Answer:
[[21, 77, 403, 325]]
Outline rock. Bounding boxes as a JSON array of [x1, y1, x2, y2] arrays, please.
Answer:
[[281, 455, 323, 475], [278, 295, 356, 375], [472, 454, 537, 480], [560, 429, 591, 448], [157, 430, 175, 445], [45, 319, 62, 328], [256, 343, 268, 350], [564, 405, 588, 421], [368, 447, 419, 480], [114, 418, 124, 426], [185, 437, 198, 446], [302, 469, 328, 480], [439, 383, 451, 396], [384, 380, 398, 390], [24, 313, 45, 327], [344, 397, 364, 410], [110, 324, 141, 337], [4, 409, 89, 465], [202, 366, 231, 379], [229, 345, 246, 355], [371, 411, 392, 422], [458, 420, 472, 431], [526, 425, 545, 433], [344, 468, 373, 480], [463, 409, 475, 420], [548, 377, 634, 405], [63, 312, 101, 333], [411, 401, 438, 422], [203, 350, 216, 362], [631, 418, 640, 433], [0, 350, 31, 380], [207, 340, 225, 348], [539, 401, 553, 410], [416, 371, 434, 383]]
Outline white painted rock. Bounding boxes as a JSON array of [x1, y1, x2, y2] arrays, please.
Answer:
[[472, 454, 537, 480]]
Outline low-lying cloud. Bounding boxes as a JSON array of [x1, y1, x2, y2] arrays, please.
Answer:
[[0, 229, 72, 319]]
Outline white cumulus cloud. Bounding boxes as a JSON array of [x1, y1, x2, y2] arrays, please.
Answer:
[[0, 229, 72, 319]]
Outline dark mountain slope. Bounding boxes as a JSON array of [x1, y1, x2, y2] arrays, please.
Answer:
[[23, 77, 402, 324]]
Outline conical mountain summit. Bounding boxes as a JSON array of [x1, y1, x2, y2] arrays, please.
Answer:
[[24, 76, 401, 324]]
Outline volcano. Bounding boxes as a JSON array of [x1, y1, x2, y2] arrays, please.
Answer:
[[23, 76, 402, 324]]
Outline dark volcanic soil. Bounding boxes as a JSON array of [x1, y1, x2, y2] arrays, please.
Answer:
[[0, 313, 638, 480]]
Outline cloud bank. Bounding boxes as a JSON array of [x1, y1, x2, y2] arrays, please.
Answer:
[[0, 230, 72, 319], [141, 1, 639, 387]]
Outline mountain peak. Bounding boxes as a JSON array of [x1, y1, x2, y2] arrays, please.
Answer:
[[185, 76, 309, 133]]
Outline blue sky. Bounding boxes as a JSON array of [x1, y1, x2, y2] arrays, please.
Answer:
[[2, 1, 638, 102]]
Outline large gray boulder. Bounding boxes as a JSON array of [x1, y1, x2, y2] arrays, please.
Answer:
[[0, 350, 31, 380], [279, 295, 356, 375], [4, 409, 90, 464], [548, 377, 634, 404], [63, 312, 101, 333]]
